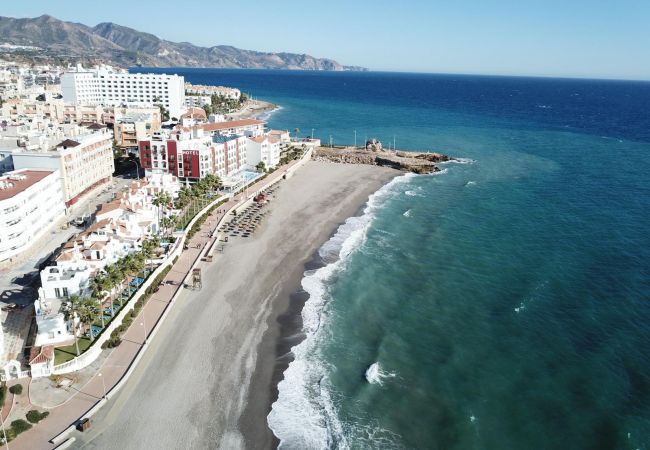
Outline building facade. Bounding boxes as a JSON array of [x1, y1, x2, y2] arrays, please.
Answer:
[[139, 129, 248, 181], [11, 125, 114, 207], [61, 65, 186, 120], [0, 169, 65, 263], [247, 136, 281, 169]]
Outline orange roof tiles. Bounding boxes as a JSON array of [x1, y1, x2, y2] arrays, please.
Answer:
[[0, 170, 54, 201]]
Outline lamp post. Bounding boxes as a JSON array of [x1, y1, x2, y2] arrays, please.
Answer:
[[98, 373, 107, 399], [354, 130, 357, 149], [141, 319, 147, 344]]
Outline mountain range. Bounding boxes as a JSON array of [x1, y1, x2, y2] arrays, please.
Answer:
[[0, 15, 365, 71]]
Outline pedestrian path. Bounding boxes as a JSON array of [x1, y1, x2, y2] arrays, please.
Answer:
[[11, 157, 305, 449]]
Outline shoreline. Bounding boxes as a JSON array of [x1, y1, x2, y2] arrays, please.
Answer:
[[228, 99, 278, 121], [239, 169, 398, 449], [238, 217, 340, 449], [75, 161, 399, 450]]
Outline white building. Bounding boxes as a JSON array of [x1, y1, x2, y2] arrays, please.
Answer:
[[11, 124, 114, 207], [61, 65, 186, 120], [184, 83, 241, 100], [0, 169, 65, 263], [268, 129, 291, 143], [184, 95, 212, 108], [247, 136, 281, 169]]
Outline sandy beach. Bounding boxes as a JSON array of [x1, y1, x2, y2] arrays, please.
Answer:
[[228, 99, 278, 121], [74, 161, 397, 450]]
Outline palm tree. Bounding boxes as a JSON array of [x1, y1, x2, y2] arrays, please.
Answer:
[[202, 174, 221, 193], [152, 191, 172, 234], [160, 216, 176, 238], [90, 273, 109, 327], [77, 298, 99, 342], [105, 264, 125, 307], [67, 295, 83, 356]]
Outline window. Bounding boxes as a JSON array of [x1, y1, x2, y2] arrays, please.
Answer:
[[55, 288, 62, 298]]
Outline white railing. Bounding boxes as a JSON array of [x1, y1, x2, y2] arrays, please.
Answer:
[[50, 149, 313, 375], [51, 194, 230, 374]]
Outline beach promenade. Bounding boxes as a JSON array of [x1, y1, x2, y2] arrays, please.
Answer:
[[66, 161, 397, 450], [10, 157, 308, 450]]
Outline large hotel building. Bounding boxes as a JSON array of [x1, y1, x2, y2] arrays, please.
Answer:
[[61, 65, 185, 119]]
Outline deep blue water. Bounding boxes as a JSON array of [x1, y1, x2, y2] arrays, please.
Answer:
[[143, 68, 650, 449]]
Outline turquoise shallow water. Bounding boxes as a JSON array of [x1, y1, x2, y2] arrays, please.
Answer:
[[143, 69, 650, 449]]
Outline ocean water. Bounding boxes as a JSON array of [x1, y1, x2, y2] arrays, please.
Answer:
[[144, 69, 650, 449]]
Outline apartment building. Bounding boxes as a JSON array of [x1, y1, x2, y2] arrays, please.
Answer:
[[184, 82, 241, 100], [61, 65, 185, 119], [199, 118, 265, 137], [11, 124, 114, 207], [139, 128, 248, 181], [0, 169, 65, 263], [247, 135, 281, 169]]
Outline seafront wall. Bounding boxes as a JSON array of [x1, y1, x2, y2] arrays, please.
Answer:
[[47, 150, 313, 448]]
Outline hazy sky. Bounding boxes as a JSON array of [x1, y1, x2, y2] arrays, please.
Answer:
[[3, 0, 650, 80]]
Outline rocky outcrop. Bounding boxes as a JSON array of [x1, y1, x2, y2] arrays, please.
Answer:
[[313, 147, 453, 174]]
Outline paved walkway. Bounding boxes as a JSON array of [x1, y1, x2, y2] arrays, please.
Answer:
[[10, 160, 303, 449]]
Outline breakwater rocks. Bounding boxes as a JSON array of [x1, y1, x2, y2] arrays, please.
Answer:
[[313, 147, 453, 174]]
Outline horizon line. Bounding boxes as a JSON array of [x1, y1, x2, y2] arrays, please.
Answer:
[[131, 66, 650, 83]]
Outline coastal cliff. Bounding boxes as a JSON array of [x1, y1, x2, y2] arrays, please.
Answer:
[[313, 147, 452, 174]]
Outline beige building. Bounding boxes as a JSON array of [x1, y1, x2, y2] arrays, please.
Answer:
[[113, 108, 161, 153], [11, 124, 114, 207]]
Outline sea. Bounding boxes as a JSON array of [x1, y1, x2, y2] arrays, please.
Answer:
[[142, 68, 650, 449]]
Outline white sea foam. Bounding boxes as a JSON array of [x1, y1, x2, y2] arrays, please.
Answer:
[[365, 362, 396, 385], [268, 173, 414, 449], [258, 104, 282, 121], [405, 190, 417, 196], [444, 157, 475, 165], [465, 181, 477, 187]]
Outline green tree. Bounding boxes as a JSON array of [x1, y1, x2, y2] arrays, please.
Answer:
[[77, 298, 99, 342], [67, 295, 84, 356], [256, 161, 266, 172], [152, 191, 172, 233]]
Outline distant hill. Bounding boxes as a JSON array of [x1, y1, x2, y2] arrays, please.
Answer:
[[0, 15, 366, 71]]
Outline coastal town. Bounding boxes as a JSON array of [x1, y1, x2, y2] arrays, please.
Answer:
[[0, 61, 326, 447], [0, 59, 451, 448]]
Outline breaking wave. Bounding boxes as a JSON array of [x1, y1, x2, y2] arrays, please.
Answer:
[[268, 173, 414, 449]]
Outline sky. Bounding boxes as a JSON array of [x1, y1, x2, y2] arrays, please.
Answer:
[[3, 0, 650, 80]]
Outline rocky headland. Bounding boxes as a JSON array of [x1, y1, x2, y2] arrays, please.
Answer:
[[313, 147, 453, 174]]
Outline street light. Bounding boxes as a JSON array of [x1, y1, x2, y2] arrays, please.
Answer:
[[141, 320, 147, 344], [98, 373, 107, 399], [354, 130, 357, 149]]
